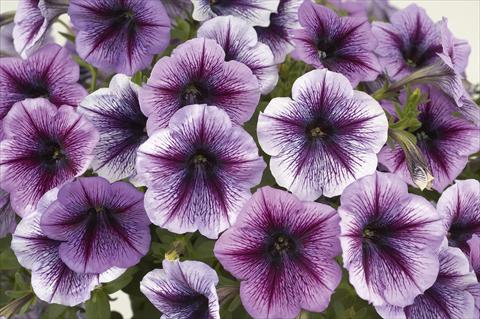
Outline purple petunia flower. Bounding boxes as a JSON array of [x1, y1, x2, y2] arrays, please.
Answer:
[[78, 74, 147, 184], [13, 0, 67, 58], [140, 259, 220, 319], [254, 0, 302, 64], [161, 0, 193, 20], [379, 88, 480, 192], [375, 244, 478, 319], [0, 44, 87, 122], [0, 188, 16, 238], [191, 0, 279, 27], [68, 0, 171, 76], [39, 176, 151, 274], [197, 16, 278, 95], [139, 38, 260, 134], [291, 1, 381, 86], [136, 104, 265, 239], [437, 179, 480, 255], [11, 188, 124, 306], [0, 98, 98, 216], [257, 69, 388, 200], [214, 187, 341, 319], [372, 4, 470, 81], [339, 171, 445, 307], [468, 235, 480, 318]]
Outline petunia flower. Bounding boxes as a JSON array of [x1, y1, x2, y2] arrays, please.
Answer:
[[379, 88, 480, 192], [330, 0, 397, 21], [254, 0, 303, 64], [0, 44, 87, 121], [0, 98, 98, 216], [197, 15, 279, 94], [468, 235, 480, 318], [291, 1, 381, 86], [214, 186, 342, 319], [136, 104, 265, 239], [372, 4, 470, 81], [13, 0, 67, 58], [437, 179, 480, 255], [257, 69, 388, 200], [338, 171, 445, 307], [191, 0, 280, 27], [161, 0, 193, 20], [68, 0, 171, 76], [39, 176, 151, 274], [375, 244, 478, 319], [11, 188, 124, 306], [0, 188, 16, 238], [140, 259, 220, 319], [78, 74, 147, 184], [139, 38, 260, 134]]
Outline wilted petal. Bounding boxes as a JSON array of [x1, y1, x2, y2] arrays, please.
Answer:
[[40, 177, 151, 274], [339, 171, 445, 307], [438, 17, 471, 75], [197, 15, 279, 94], [257, 69, 388, 200], [79, 74, 147, 183], [140, 259, 220, 319], [161, 0, 193, 19], [0, 99, 98, 216], [136, 104, 265, 239], [0, 188, 16, 238], [215, 187, 341, 319], [0, 22, 17, 57]]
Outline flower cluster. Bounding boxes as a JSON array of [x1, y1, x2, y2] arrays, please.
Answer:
[[0, 0, 478, 319]]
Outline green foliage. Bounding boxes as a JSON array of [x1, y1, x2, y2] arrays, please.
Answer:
[[85, 289, 110, 319]]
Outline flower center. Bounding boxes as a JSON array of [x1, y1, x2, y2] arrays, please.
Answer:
[[190, 295, 210, 318], [37, 139, 66, 171], [447, 223, 475, 248], [87, 206, 109, 215], [316, 37, 337, 60], [305, 119, 331, 141], [363, 228, 376, 239], [181, 82, 209, 106], [187, 149, 217, 176], [266, 232, 298, 263], [24, 81, 50, 99], [310, 127, 325, 138]]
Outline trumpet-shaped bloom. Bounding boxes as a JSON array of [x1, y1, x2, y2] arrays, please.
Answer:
[[11, 189, 124, 306], [0, 44, 87, 121], [197, 15, 278, 94], [13, 0, 67, 58], [39, 177, 151, 274], [0, 189, 16, 238], [140, 260, 220, 319], [139, 38, 260, 134], [0, 99, 98, 216], [376, 245, 478, 319], [437, 179, 480, 254], [257, 69, 388, 200], [79, 74, 147, 183], [214, 187, 341, 319], [191, 0, 279, 27], [379, 88, 480, 192], [372, 4, 470, 80], [339, 171, 445, 307], [255, 0, 303, 64], [69, 0, 171, 75], [292, 1, 381, 86], [136, 104, 265, 239]]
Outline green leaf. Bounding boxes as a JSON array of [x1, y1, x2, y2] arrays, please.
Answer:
[[0, 247, 20, 270], [85, 289, 110, 319], [171, 18, 191, 41], [14, 270, 30, 291], [40, 304, 69, 319], [58, 31, 75, 43], [103, 267, 138, 294]]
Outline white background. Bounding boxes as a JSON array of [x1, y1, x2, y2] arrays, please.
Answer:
[[0, 0, 479, 318]]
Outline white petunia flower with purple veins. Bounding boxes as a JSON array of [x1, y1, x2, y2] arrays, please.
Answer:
[[339, 171, 445, 307], [291, 1, 381, 86], [375, 244, 478, 319], [0, 44, 87, 122], [13, 0, 67, 58], [78, 74, 147, 184], [39, 176, 151, 274], [191, 0, 279, 27], [468, 235, 480, 319], [197, 15, 279, 95], [68, 0, 171, 76], [437, 179, 480, 255], [139, 38, 260, 134], [257, 69, 388, 201], [379, 88, 480, 192], [254, 0, 302, 64], [372, 4, 470, 81], [140, 259, 220, 319], [0, 188, 16, 238], [136, 104, 265, 239], [11, 188, 125, 306], [0, 98, 98, 216], [214, 187, 342, 319]]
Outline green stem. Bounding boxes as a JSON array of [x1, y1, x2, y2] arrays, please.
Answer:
[[56, 19, 74, 35], [89, 66, 98, 92]]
